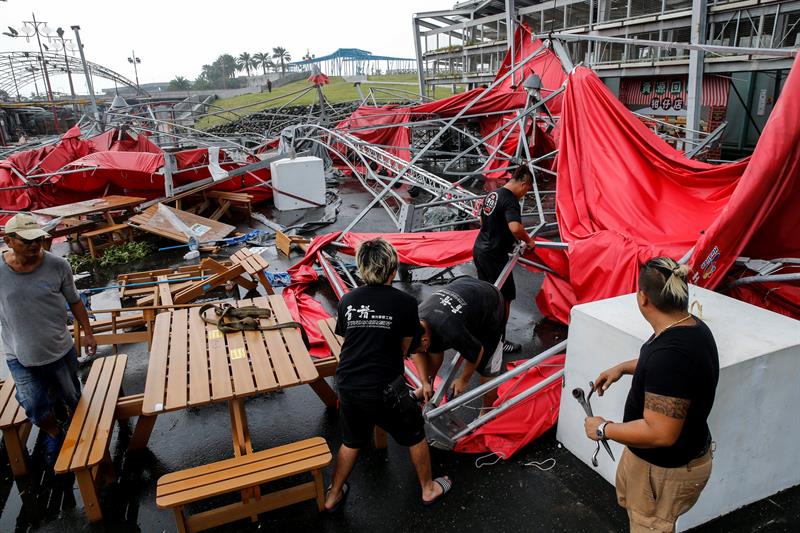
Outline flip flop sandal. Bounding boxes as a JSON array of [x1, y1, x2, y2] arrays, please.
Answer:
[[503, 341, 521, 353], [324, 481, 350, 513], [422, 476, 452, 507]]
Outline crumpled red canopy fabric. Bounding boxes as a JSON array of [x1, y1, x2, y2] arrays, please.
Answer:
[[455, 354, 565, 457], [541, 62, 800, 323]]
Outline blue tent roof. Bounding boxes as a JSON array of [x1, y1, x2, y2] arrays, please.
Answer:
[[291, 48, 414, 66]]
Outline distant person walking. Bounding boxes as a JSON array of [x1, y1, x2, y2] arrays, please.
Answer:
[[584, 257, 718, 533], [324, 238, 451, 512], [472, 165, 535, 353], [1, 214, 97, 466], [267, 79, 272, 93]]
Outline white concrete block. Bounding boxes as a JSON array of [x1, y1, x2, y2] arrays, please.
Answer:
[[270, 156, 325, 211], [556, 285, 800, 531]]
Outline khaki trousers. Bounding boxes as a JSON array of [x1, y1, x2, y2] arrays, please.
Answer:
[[615, 447, 712, 533]]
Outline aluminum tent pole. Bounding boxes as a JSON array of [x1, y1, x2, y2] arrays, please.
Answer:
[[334, 43, 550, 241], [425, 339, 567, 420]]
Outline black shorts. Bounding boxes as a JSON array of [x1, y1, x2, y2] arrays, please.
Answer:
[[473, 250, 516, 302], [338, 389, 425, 448]]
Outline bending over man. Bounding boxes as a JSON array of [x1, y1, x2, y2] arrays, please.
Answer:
[[325, 238, 451, 511], [413, 276, 506, 408]]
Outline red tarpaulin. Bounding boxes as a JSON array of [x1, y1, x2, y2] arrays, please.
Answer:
[[541, 61, 800, 323], [454, 354, 565, 458], [0, 128, 273, 213]]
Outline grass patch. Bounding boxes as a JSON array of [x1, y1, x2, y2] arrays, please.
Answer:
[[68, 241, 155, 272], [196, 74, 467, 130]]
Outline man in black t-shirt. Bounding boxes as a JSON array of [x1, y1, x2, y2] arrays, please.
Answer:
[[472, 165, 535, 353], [584, 257, 718, 532], [413, 276, 506, 407], [325, 238, 452, 512]]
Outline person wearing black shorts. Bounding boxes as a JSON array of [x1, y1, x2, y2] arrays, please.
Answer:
[[324, 238, 452, 512], [472, 165, 535, 352]]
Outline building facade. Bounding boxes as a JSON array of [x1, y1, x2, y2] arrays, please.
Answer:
[[413, 0, 799, 157]]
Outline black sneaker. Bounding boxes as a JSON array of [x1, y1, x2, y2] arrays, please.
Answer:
[[44, 431, 65, 468], [502, 341, 521, 353]]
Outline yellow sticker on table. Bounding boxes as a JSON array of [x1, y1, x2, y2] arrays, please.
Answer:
[[230, 347, 246, 360], [208, 330, 223, 339]]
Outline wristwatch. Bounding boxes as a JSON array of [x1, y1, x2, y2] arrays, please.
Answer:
[[596, 421, 611, 440]]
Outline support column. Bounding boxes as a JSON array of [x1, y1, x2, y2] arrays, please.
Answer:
[[412, 17, 425, 98], [505, 0, 517, 87], [686, 0, 708, 142]]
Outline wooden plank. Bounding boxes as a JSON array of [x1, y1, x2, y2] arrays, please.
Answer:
[[267, 295, 318, 383], [129, 204, 235, 244], [55, 359, 103, 473], [220, 304, 256, 398], [159, 437, 328, 484], [33, 195, 146, 218], [173, 264, 245, 304], [157, 275, 174, 306], [250, 297, 301, 387], [242, 326, 278, 393], [205, 308, 233, 401], [0, 379, 21, 427], [158, 453, 330, 507], [142, 313, 172, 415], [317, 318, 343, 360], [165, 310, 189, 411], [183, 484, 316, 532], [70, 357, 116, 470], [87, 355, 127, 466], [187, 307, 211, 406]]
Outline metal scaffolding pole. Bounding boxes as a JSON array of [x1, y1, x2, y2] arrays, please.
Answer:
[[686, 0, 708, 142], [71, 25, 99, 122]]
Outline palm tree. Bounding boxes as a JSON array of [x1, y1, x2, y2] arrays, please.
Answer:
[[272, 47, 291, 77], [236, 52, 254, 77], [169, 76, 192, 91], [253, 52, 270, 76]]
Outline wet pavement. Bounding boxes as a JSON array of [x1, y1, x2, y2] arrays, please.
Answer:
[[1, 178, 799, 532]]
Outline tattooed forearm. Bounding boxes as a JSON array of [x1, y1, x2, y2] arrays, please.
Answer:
[[644, 392, 690, 419]]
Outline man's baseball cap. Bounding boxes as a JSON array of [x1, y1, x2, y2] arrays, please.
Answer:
[[4, 213, 49, 240]]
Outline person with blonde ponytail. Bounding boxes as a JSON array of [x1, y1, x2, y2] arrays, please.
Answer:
[[584, 257, 719, 533]]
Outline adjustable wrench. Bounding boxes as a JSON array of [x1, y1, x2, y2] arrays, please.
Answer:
[[572, 382, 615, 467]]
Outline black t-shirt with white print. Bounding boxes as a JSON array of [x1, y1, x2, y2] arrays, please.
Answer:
[[473, 186, 522, 257], [335, 284, 421, 393], [418, 276, 505, 370]]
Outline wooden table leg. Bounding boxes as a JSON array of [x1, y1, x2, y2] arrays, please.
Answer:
[[228, 398, 259, 521], [308, 378, 338, 409], [228, 398, 253, 456], [2, 422, 31, 477], [129, 414, 157, 450]]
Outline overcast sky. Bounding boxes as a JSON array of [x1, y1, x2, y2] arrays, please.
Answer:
[[1, 0, 444, 95]]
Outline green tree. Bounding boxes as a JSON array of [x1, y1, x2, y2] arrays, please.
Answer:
[[272, 46, 291, 77], [168, 76, 192, 91], [193, 73, 212, 90], [236, 52, 254, 77], [252, 52, 270, 76]]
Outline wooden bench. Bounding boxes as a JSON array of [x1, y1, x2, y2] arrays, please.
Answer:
[[205, 191, 253, 220], [0, 378, 32, 477], [172, 257, 257, 304], [55, 354, 128, 522], [276, 230, 310, 257], [83, 223, 133, 259], [157, 437, 332, 533]]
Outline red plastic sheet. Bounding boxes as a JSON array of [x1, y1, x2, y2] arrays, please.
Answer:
[[542, 62, 800, 322], [455, 354, 565, 458], [0, 128, 273, 212]]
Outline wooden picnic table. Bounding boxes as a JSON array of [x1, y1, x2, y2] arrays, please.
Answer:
[[33, 195, 146, 225], [136, 296, 319, 456]]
